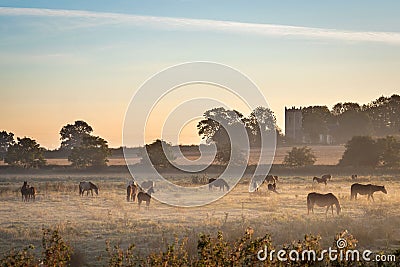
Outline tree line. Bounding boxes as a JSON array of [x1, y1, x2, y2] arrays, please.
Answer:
[[0, 120, 111, 168], [301, 94, 400, 144]]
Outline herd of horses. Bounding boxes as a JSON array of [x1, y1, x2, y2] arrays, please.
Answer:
[[19, 174, 388, 214]]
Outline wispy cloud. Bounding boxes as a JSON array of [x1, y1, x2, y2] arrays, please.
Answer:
[[1, 7, 400, 44]]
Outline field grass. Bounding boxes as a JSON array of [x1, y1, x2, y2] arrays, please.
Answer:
[[0, 172, 399, 266]]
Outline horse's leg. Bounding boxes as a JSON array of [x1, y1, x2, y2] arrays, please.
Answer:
[[370, 194, 375, 202], [331, 205, 334, 215]]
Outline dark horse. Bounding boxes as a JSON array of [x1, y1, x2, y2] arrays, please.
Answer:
[[137, 187, 155, 209], [79, 181, 99, 196], [127, 184, 138, 202], [21, 181, 36, 202], [313, 176, 327, 185], [322, 174, 332, 180], [209, 179, 229, 191], [351, 183, 387, 201], [307, 192, 341, 215]]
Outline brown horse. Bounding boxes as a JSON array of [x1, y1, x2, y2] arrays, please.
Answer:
[[137, 187, 155, 209], [27, 186, 36, 201], [313, 176, 327, 185], [127, 184, 138, 202], [79, 181, 99, 196], [351, 174, 358, 180], [322, 174, 332, 180], [307, 192, 341, 215], [351, 183, 387, 201]]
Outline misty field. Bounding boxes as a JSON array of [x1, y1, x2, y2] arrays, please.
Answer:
[[0, 172, 399, 266]]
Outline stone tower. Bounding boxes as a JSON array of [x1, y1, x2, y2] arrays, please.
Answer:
[[285, 107, 303, 143]]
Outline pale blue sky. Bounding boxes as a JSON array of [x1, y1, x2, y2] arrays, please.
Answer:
[[0, 1, 399, 148]]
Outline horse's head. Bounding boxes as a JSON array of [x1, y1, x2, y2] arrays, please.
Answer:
[[336, 204, 341, 215], [380, 186, 387, 194], [147, 187, 155, 195], [94, 187, 99, 195]]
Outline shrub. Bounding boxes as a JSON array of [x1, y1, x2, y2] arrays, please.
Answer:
[[283, 146, 317, 167]]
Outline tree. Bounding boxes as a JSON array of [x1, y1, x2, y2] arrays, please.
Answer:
[[5, 137, 46, 168], [377, 136, 400, 167], [302, 106, 333, 143], [331, 103, 372, 144], [248, 107, 277, 147], [339, 136, 380, 166], [0, 131, 14, 161], [68, 135, 111, 167], [60, 120, 93, 151], [141, 139, 176, 167], [283, 146, 316, 167]]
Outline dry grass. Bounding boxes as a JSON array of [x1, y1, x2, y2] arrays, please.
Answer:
[[0, 172, 399, 266]]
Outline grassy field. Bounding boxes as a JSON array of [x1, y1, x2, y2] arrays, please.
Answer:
[[0, 171, 399, 266]]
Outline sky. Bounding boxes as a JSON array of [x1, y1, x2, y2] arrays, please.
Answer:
[[0, 1, 399, 149]]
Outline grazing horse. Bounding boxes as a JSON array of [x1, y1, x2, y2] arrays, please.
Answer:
[[351, 183, 387, 201], [322, 174, 332, 180], [313, 176, 327, 185], [79, 181, 99, 196], [351, 174, 358, 180], [209, 179, 230, 191], [307, 192, 341, 215], [127, 184, 138, 202], [137, 187, 155, 208]]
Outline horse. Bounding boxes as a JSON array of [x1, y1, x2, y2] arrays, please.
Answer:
[[209, 179, 230, 191], [351, 174, 358, 180], [253, 175, 278, 191], [21, 181, 29, 202], [267, 182, 278, 194], [79, 181, 99, 196], [137, 187, 155, 209], [350, 183, 387, 201], [313, 176, 327, 185], [127, 183, 138, 202], [322, 174, 332, 180], [307, 192, 341, 215], [27, 186, 36, 201]]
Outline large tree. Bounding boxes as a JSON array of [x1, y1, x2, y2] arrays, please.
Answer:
[[140, 139, 176, 167], [5, 137, 46, 168], [68, 135, 111, 167], [60, 120, 93, 151], [339, 136, 380, 166], [248, 106, 277, 147], [0, 131, 14, 161], [60, 120, 111, 167]]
